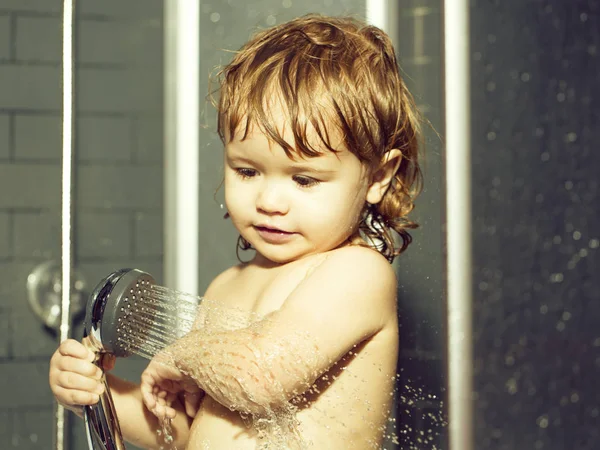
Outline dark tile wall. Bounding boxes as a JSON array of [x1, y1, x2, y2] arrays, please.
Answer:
[[0, 1, 164, 449], [470, 1, 600, 449], [394, 3, 447, 450]]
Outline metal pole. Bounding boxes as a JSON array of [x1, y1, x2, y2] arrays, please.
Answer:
[[56, 0, 75, 449], [444, 1, 474, 449], [366, 0, 399, 46], [164, 0, 200, 295]]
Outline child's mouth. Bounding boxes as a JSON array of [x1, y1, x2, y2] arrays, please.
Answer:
[[254, 226, 295, 244]]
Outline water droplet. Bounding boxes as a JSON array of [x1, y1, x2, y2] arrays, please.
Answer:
[[565, 132, 578, 143], [549, 273, 564, 283]]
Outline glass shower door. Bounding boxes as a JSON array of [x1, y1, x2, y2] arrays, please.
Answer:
[[69, 2, 166, 449], [0, 2, 165, 449]]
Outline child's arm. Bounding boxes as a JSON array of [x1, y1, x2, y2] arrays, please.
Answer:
[[103, 373, 195, 449], [49, 339, 193, 449], [142, 246, 397, 416]]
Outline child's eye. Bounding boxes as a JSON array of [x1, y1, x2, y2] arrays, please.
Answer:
[[293, 175, 320, 188], [235, 168, 258, 179]]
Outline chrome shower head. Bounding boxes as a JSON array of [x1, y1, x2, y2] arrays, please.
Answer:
[[83, 268, 155, 358], [83, 268, 155, 450]]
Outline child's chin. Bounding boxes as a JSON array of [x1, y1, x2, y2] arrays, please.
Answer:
[[254, 247, 305, 265], [259, 253, 297, 265]]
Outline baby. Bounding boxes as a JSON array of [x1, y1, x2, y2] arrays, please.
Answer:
[[49, 13, 423, 449]]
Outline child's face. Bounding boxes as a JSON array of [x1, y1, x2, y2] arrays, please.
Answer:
[[224, 110, 371, 264]]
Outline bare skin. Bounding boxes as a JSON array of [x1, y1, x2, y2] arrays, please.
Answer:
[[149, 245, 400, 449], [133, 247, 398, 449], [50, 104, 402, 448], [49, 245, 399, 449], [137, 104, 403, 448]]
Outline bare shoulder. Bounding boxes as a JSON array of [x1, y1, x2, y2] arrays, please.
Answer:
[[323, 245, 396, 277], [268, 246, 398, 358], [203, 264, 244, 298], [312, 246, 397, 292], [284, 246, 398, 321]]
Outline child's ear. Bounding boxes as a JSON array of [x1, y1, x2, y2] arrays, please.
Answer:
[[366, 149, 403, 204]]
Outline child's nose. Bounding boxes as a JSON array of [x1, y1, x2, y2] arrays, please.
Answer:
[[256, 182, 289, 215]]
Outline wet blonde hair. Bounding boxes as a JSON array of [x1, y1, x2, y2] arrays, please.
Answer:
[[216, 14, 423, 262]]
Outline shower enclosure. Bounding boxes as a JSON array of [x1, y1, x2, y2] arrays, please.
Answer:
[[4, 0, 597, 449], [0, 1, 446, 449], [1, 1, 167, 448]]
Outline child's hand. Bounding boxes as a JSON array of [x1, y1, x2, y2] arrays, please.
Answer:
[[49, 339, 111, 415], [141, 354, 203, 420]]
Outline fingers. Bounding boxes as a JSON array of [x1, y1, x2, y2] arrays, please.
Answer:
[[54, 355, 103, 379], [141, 383, 157, 411], [141, 368, 181, 394], [55, 371, 105, 393], [140, 370, 180, 420], [142, 388, 177, 419], [58, 339, 95, 362], [184, 391, 204, 418], [53, 385, 102, 406], [49, 340, 105, 410], [154, 402, 177, 420], [50, 368, 105, 407]]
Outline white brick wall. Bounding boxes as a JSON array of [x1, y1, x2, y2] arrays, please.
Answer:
[[15, 115, 61, 160], [13, 211, 60, 258], [0, 164, 61, 208], [0, 65, 61, 110], [77, 67, 162, 113], [0, 1, 62, 14], [16, 16, 60, 62], [75, 166, 162, 209], [134, 211, 163, 257], [0, 114, 9, 159], [78, 0, 163, 18], [0, 362, 54, 407], [79, 20, 127, 65], [78, 115, 133, 162], [0, 212, 9, 258], [0, 15, 10, 61], [77, 212, 131, 259], [135, 116, 163, 163]]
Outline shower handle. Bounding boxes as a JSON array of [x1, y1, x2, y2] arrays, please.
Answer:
[[83, 343, 127, 450], [81, 268, 156, 450]]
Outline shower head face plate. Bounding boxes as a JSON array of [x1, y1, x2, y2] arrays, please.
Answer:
[[84, 269, 156, 357]]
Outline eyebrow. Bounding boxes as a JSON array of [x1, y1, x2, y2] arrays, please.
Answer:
[[287, 162, 336, 174], [226, 147, 337, 174]]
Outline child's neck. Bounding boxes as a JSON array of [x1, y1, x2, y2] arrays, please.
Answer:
[[249, 253, 284, 269]]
